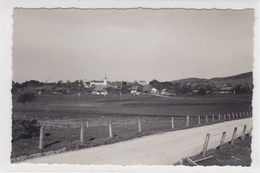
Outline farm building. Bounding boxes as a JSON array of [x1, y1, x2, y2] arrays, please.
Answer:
[[110, 81, 124, 89], [166, 88, 176, 96], [219, 86, 234, 94], [138, 80, 147, 86], [131, 86, 139, 94], [192, 89, 199, 94], [52, 87, 71, 94], [151, 88, 158, 94], [141, 85, 151, 94], [82, 81, 91, 88], [161, 89, 167, 95], [52, 87, 63, 94], [37, 86, 53, 94], [92, 86, 108, 96], [161, 88, 176, 96]]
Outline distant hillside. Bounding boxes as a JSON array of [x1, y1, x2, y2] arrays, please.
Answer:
[[171, 78, 208, 84], [171, 72, 253, 86], [209, 72, 253, 86]]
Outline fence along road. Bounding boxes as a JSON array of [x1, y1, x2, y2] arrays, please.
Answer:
[[24, 118, 252, 165]]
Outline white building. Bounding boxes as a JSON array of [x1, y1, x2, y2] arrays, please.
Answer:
[[131, 86, 139, 94], [90, 76, 108, 87], [151, 88, 158, 93], [92, 86, 108, 96]]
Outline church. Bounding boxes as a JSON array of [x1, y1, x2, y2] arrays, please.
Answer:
[[90, 76, 108, 87]]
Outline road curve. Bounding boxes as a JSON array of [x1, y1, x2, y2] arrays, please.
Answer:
[[23, 118, 252, 165]]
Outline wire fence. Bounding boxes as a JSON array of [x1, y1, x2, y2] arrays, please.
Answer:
[[178, 122, 252, 165], [11, 110, 252, 162], [38, 111, 252, 149]]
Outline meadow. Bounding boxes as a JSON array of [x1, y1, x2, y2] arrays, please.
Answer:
[[12, 93, 252, 159]]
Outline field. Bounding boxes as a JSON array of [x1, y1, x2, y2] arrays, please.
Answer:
[[12, 93, 252, 159]]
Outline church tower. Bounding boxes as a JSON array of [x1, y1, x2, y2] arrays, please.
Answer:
[[103, 75, 108, 87]]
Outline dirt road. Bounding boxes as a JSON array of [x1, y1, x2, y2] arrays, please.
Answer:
[[24, 118, 252, 165]]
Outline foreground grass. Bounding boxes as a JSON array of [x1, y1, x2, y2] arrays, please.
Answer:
[[183, 137, 252, 166]]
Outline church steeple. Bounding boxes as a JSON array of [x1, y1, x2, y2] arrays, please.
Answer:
[[103, 75, 108, 86]]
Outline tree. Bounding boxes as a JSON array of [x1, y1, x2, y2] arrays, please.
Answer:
[[198, 88, 206, 96], [121, 82, 130, 94], [149, 80, 161, 90], [57, 80, 63, 86], [17, 92, 37, 104]]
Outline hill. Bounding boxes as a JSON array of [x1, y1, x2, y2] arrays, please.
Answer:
[[209, 72, 253, 86], [171, 78, 208, 84], [171, 72, 253, 86]]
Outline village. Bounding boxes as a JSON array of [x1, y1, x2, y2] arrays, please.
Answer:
[[12, 72, 253, 98]]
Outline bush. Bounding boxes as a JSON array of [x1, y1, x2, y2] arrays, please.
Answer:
[[12, 118, 40, 142], [17, 92, 36, 104]]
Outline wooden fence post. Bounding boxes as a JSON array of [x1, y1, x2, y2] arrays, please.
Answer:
[[206, 115, 208, 123], [80, 121, 84, 143], [224, 114, 226, 120], [186, 116, 189, 126], [232, 113, 235, 119], [86, 121, 89, 128], [228, 113, 231, 119], [186, 157, 198, 166], [241, 125, 247, 140], [231, 127, 237, 145], [198, 116, 201, 125], [220, 132, 226, 147], [243, 112, 246, 118], [212, 114, 215, 122], [236, 113, 238, 118], [246, 112, 249, 117], [39, 125, 44, 150], [239, 112, 242, 118], [218, 114, 221, 121], [138, 118, 142, 132], [202, 133, 210, 158], [171, 117, 174, 129], [109, 122, 113, 138]]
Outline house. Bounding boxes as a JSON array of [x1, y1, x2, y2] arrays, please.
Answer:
[[92, 86, 108, 96], [82, 81, 91, 88], [141, 85, 151, 94], [151, 88, 158, 94], [110, 81, 124, 89], [161, 89, 167, 95], [166, 88, 176, 96], [192, 89, 199, 94], [161, 88, 176, 96], [52, 87, 63, 94], [138, 80, 147, 86], [37, 86, 53, 94], [219, 86, 234, 94], [131, 86, 139, 94]]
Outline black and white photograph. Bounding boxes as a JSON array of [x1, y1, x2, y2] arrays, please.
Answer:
[[0, 1, 259, 171], [10, 8, 255, 166]]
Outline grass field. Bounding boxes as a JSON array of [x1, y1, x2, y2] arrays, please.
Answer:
[[12, 93, 252, 159]]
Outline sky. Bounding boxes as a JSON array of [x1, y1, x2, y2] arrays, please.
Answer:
[[12, 8, 254, 83]]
